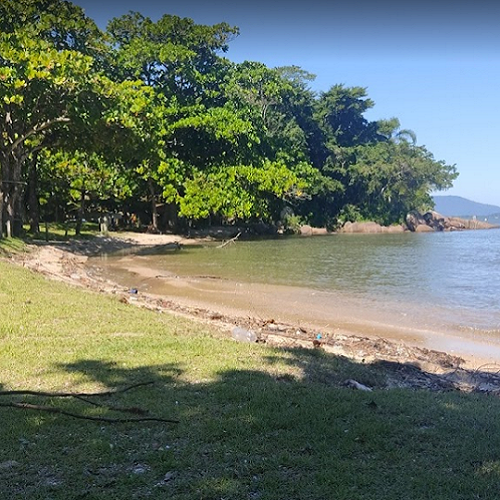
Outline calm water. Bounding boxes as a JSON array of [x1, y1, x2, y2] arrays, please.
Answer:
[[96, 230, 500, 337]]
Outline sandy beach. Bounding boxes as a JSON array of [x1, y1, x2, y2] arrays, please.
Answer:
[[11, 231, 500, 391]]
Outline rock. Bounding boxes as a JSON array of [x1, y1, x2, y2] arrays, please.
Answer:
[[343, 379, 373, 391], [300, 225, 329, 236], [340, 221, 405, 234], [406, 209, 498, 232], [300, 225, 313, 236], [341, 221, 382, 234], [415, 224, 434, 233], [405, 210, 427, 232], [423, 210, 447, 231]]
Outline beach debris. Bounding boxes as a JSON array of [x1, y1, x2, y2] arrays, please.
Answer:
[[231, 326, 258, 343], [129, 288, 138, 294], [343, 379, 373, 392], [217, 232, 241, 249], [312, 333, 322, 348]]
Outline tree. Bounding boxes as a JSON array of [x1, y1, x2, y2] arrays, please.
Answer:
[[107, 11, 238, 103], [0, 0, 103, 237], [314, 85, 381, 148], [0, 0, 153, 237], [179, 161, 310, 225], [37, 150, 120, 234], [348, 136, 458, 224]]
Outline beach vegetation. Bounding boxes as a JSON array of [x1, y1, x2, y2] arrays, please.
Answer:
[[0, 0, 458, 238]]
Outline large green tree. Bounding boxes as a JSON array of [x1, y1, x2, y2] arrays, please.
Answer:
[[0, 1, 459, 235], [305, 85, 457, 226], [0, 0, 152, 237]]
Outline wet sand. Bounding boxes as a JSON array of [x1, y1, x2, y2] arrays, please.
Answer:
[[92, 250, 500, 369], [14, 232, 500, 372]]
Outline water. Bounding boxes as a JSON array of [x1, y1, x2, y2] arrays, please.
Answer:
[[93, 230, 500, 344]]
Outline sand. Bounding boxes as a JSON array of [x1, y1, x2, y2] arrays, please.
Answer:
[[10, 231, 500, 392]]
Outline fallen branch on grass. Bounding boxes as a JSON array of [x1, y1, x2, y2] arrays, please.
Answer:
[[0, 381, 179, 424], [0, 402, 179, 423], [0, 381, 154, 398]]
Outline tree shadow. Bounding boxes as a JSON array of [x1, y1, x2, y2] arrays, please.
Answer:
[[3, 348, 500, 499]]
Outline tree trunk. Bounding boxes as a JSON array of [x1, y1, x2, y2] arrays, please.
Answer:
[[27, 157, 40, 234], [4, 182, 24, 238], [1, 148, 24, 238], [0, 187, 4, 239], [148, 178, 158, 232], [5, 191, 14, 238], [75, 189, 86, 236], [13, 185, 24, 236]]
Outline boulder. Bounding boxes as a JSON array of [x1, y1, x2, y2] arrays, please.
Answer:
[[423, 211, 447, 231], [340, 221, 406, 234], [405, 211, 427, 232], [406, 210, 498, 232], [415, 224, 434, 233]]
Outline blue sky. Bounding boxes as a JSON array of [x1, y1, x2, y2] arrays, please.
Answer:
[[76, 0, 500, 206]]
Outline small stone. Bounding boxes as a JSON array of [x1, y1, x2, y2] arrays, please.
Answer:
[[163, 471, 174, 482], [0, 460, 20, 470]]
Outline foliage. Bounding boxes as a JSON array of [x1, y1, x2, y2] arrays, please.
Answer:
[[0, 0, 458, 237], [179, 161, 305, 222]]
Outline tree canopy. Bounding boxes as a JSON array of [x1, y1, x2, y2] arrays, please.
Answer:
[[0, 0, 458, 237]]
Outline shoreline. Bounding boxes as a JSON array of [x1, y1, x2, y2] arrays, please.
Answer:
[[10, 232, 500, 390], [96, 254, 500, 367]]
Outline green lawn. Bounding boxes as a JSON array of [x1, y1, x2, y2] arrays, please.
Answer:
[[1, 244, 500, 499]]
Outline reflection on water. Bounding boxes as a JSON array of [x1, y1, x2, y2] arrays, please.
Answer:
[[93, 230, 500, 337]]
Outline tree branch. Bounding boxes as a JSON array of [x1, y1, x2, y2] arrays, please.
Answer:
[[217, 232, 241, 248], [0, 402, 179, 424], [0, 382, 179, 424], [9, 116, 71, 154]]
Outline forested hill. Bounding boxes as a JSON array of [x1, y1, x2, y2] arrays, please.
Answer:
[[433, 196, 500, 217], [0, 0, 458, 238]]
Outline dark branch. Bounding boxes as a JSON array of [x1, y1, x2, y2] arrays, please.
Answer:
[[0, 381, 179, 423], [0, 402, 179, 424], [0, 381, 154, 398]]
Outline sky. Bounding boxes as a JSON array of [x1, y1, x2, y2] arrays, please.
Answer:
[[75, 0, 500, 206]]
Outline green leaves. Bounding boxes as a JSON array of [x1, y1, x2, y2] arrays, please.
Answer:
[[179, 161, 306, 222], [0, 0, 459, 237]]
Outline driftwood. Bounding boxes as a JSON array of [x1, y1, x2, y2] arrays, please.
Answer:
[[0, 381, 179, 424], [216, 232, 241, 249]]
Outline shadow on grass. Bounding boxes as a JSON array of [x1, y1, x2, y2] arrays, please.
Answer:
[[3, 348, 500, 500]]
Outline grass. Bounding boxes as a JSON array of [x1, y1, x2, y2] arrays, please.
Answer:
[[1, 245, 500, 499], [22, 221, 101, 242]]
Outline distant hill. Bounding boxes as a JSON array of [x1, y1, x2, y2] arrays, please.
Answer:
[[432, 196, 500, 217]]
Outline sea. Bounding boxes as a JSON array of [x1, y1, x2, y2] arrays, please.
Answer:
[[92, 229, 500, 358]]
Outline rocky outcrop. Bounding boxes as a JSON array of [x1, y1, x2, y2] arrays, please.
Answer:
[[406, 210, 497, 232], [339, 221, 406, 234], [299, 225, 330, 236]]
